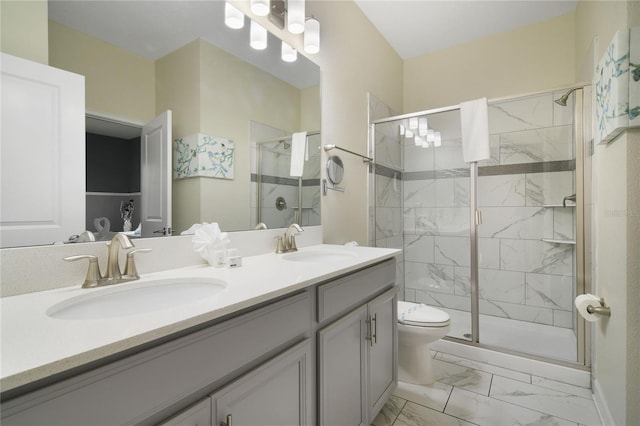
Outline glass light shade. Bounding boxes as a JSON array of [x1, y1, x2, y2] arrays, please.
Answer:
[[250, 20, 267, 50], [414, 135, 423, 147], [405, 129, 414, 139], [408, 117, 418, 129], [224, 2, 244, 29], [250, 0, 270, 16], [422, 140, 429, 148], [418, 117, 428, 136], [399, 124, 405, 136], [434, 131, 442, 147], [426, 129, 435, 142], [287, 0, 305, 34], [304, 17, 320, 54], [281, 41, 297, 62]]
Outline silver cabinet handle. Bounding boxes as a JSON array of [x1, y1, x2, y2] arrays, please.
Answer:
[[371, 313, 377, 345], [365, 314, 377, 346]]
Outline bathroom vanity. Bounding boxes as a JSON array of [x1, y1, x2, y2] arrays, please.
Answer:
[[0, 245, 399, 425]]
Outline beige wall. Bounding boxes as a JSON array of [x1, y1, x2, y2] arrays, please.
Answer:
[[0, 0, 48, 64], [309, 0, 403, 245], [404, 12, 576, 112], [574, 1, 639, 425], [49, 21, 156, 124]]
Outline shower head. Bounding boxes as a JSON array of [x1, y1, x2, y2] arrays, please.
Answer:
[[278, 140, 291, 149], [554, 88, 579, 107]]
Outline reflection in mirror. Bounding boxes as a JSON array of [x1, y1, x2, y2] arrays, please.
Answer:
[[3, 1, 321, 248], [251, 124, 321, 229], [326, 156, 345, 185]]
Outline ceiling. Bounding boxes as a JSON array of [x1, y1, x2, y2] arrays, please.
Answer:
[[353, 0, 577, 59], [48, 0, 578, 86], [48, 0, 319, 90]]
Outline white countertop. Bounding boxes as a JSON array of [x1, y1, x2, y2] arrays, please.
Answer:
[[0, 244, 400, 393]]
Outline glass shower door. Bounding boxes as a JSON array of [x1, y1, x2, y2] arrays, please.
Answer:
[[476, 90, 580, 362], [373, 109, 473, 342]]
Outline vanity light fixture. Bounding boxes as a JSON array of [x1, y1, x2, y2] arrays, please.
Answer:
[[304, 17, 320, 54], [250, 20, 268, 50], [224, 2, 245, 29], [287, 0, 305, 34], [281, 41, 297, 62], [251, 0, 270, 16]]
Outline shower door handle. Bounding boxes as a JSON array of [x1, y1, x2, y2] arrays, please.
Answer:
[[475, 209, 483, 225]]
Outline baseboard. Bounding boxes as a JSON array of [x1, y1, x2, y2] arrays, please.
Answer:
[[592, 378, 616, 426]]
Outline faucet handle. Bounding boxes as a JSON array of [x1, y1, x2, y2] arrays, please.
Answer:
[[123, 248, 152, 279], [274, 236, 286, 254], [64, 255, 102, 288]]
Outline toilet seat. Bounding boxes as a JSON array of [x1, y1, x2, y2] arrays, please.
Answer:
[[398, 301, 450, 327]]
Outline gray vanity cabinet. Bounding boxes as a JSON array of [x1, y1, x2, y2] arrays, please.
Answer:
[[1, 257, 397, 426], [317, 259, 397, 426], [212, 339, 313, 426], [160, 398, 211, 426]]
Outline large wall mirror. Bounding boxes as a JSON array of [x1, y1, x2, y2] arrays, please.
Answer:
[[24, 0, 320, 247]]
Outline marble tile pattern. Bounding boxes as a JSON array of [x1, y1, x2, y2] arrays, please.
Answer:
[[400, 92, 577, 332], [372, 351, 600, 426]]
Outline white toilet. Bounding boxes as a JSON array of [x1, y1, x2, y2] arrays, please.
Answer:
[[397, 301, 450, 385]]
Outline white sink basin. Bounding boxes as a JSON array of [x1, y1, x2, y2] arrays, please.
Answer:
[[282, 250, 357, 263], [47, 278, 227, 320]]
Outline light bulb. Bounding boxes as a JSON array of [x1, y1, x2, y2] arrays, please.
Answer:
[[304, 17, 320, 54], [418, 117, 428, 136], [434, 131, 442, 147], [224, 2, 244, 29], [287, 0, 305, 34], [426, 129, 435, 142], [250, 0, 270, 16], [281, 41, 297, 62], [250, 20, 267, 50]]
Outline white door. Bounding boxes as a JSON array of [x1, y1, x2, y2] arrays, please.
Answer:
[[0, 53, 85, 247], [141, 110, 172, 237]]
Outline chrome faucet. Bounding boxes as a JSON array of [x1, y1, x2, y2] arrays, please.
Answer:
[[105, 233, 134, 280], [283, 224, 303, 252]]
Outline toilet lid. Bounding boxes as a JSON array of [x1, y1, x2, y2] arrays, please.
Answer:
[[398, 301, 450, 327]]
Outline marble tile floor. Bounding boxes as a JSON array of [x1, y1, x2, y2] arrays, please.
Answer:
[[373, 351, 601, 426]]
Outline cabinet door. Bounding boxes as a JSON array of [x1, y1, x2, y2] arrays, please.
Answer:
[[318, 304, 368, 426], [159, 398, 211, 426], [367, 288, 397, 419], [212, 339, 312, 426]]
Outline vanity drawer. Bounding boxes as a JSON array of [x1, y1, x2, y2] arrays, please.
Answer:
[[2, 291, 311, 426], [317, 258, 395, 324]]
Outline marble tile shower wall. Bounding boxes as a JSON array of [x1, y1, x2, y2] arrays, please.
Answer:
[[369, 93, 404, 297], [403, 92, 577, 331]]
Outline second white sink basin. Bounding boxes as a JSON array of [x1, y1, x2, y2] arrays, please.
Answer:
[[47, 278, 227, 320], [283, 250, 357, 263]]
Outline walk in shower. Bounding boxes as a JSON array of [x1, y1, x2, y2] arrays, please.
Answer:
[[250, 128, 321, 229], [370, 86, 589, 366]]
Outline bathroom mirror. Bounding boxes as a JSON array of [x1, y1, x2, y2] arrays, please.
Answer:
[[326, 156, 345, 185], [3, 1, 320, 248]]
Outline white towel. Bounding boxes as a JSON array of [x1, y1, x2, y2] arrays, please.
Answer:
[[289, 131, 307, 177], [460, 98, 490, 163]]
